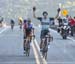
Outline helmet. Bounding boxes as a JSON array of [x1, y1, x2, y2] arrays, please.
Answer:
[[43, 11, 48, 16], [18, 17, 23, 21], [24, 19, 27, 23], [28, 18, 31, 23]]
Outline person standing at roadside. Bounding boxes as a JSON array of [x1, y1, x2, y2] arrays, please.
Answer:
[[0, 16, 3, 27], [69, 16, 75, 36], [73, 17, 75, 35]]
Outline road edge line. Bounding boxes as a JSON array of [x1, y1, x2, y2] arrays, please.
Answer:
[[32, 40, 40, 64], [0, 27, 9, 34], [34, 39, 47, 64]]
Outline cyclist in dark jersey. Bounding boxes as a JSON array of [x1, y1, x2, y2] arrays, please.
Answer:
[[23, 19, 34, 53]]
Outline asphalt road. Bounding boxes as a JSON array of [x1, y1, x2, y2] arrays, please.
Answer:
[[0, 0, 75, 64], [0, 25, 75, 64], [0, 26, 36, 64]]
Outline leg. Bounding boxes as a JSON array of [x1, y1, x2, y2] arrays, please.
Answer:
[[48, 33, 51, 42], [40, 38, 43, 49], [45, 52, 47, 60], [71, 26, 74, 36], [23, 39, 26, 51], [23, 32, 27, 51], [40, 30, 44, 49]]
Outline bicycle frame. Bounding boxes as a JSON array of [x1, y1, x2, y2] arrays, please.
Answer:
[[41, 34, 53, 60], [24, 36, 31, 56], [19, 23, 22, 29], [11, 24, 14, 30], [41, 35, 49, 60]]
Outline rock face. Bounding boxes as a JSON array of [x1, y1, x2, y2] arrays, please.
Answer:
[[0, 0, 75, 23]]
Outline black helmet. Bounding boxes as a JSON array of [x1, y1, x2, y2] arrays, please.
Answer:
[[43, 11, 48, 16], [28, 18, 31, 23], [24, 19, 27, 23]]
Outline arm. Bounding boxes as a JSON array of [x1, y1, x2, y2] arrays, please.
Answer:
[[33, 10, 37, 19], [55, 8, 61, 19], [33, 6, 42, 21], [33, 6, 37, 19], [33, 11, 42, 21]]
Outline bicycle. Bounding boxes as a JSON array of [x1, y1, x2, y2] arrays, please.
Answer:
[[10, 19, 15, 30], [19, 23, 22, 29], [24, 35, 35, 56], [41, 34, 53, 60], [11, 24, 14, 30], [23, 36, 30, 56]]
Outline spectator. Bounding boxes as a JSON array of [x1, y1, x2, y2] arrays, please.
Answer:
[[73, 17, 75, 34], [69, 16, 75, 36], [0, 16, 3, 27], [58, 17, 63, 27]]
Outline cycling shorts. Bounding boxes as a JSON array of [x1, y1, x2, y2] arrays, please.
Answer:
[[40, 29, 49, 39]]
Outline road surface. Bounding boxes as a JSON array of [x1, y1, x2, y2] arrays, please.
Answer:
[[0, 26, 75, 64], [0, 0, 75, 64]]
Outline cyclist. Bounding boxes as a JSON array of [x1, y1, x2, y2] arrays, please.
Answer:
[[33, 7, 51, 51], [10, 19, 15, 30], [23, 19, 28, 38], [18, 17, 23, 29], [0, 16, 3, 27], [26, 19, 34, 44], [23, 19, 34, 53]]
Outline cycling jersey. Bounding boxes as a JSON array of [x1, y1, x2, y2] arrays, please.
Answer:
[[23, 21, 34, 37], [26, 23, 34, 37], [11, 20, 15, 24], [23, 22, 34, 29], [37, 17, 51, 30], [18, 17, 23, 24], [24, 22, 28, 29], [28, 23, 34, 29]]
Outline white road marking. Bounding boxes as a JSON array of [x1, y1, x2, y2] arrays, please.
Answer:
[[0, 27, 9, 34], [35, 27, 75, 62], [49, 28, 75, 60], [32, 40, 40, 64], [0, 26, 19, 34], [0, 62, 36, 63], [67, 37, 75, 42], [0, 61, 75, 63], [34, 39, 47, 64], [50, 28, 75, 42]]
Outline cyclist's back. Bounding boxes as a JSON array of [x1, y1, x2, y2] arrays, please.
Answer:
[[0, 16, 3, 23], [26, 19, 34, 36], [18, 17, 23, 24], [23, 20, 28, 29], [11, 19, 15, 24]]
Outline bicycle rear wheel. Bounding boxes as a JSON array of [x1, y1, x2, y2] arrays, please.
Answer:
[[26, 48, 30, 56], [25, 40, 30, 56]]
